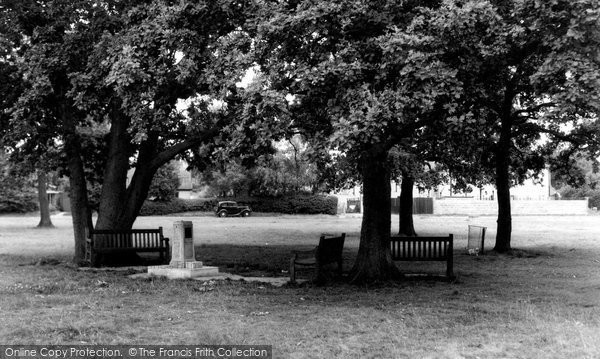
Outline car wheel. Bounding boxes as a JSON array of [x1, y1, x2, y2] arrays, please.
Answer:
[[241, 211, 250, 217], [218, 211, 227, 217]]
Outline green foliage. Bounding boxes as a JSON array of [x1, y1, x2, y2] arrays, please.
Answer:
[[1, 0, 291, 232], [413, 0, 600, 183], [139, 198, 218, 216], [590, 193, 600, 209], [255, 0, 461, 158], [234, 195, 338, 215], [0, 191, 38, 213], [0, 153, 37, 213], [87, 183, 102, 212], [138, 195, 337, 216], [552, 151, 600, 208], [253, 136, 321, 195], [552, 154, 600, 190], [148, 162, 181, 202], [558, 186, 600, 208], [200, 135, 323, 197], [556, 155, 600, 209], [204, 161, 252, 197]]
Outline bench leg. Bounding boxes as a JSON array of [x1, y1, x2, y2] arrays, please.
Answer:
[[447, 259, 454, 279], [314, 259, 327, 285], [90, 252, 99, 268], [289, 258, 296, 284]]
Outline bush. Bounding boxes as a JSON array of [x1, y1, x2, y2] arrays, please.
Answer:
[[558, 186, 600, 208], [139, 198, 218, 216], [148, 162, 181, 201], [229, 195, 338, 215], [138, 195, 338, 216], [588, 192, 600, 209], [0, 191, 38, 213]]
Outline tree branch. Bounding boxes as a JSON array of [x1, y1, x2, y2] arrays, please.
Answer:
[[513, 102, 557, 118], [149, 127, 221, 170], [384, 117, 435, 150], [523, 122, 583, 145]]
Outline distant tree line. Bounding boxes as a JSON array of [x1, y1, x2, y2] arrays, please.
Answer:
[[199, 135, 325, 197]]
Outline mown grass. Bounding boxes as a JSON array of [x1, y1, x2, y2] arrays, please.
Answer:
[[1, 214, 599, 358]]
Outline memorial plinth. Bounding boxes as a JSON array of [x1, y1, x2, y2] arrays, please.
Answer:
[[148, 221, 220, 279]]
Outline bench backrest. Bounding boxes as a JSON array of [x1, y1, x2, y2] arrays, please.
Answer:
[[90, 228, 164, 249], [390, 234, 453, 261], [316, 233, 345, 264]]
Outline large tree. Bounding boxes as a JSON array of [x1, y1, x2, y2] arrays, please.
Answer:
[[253, 0, 462, 282], [253, 0, 600, 284], [411, 0, 600, 252], [3, 0, 134, 263], [82, 1, 254, 232], [2, 0, 287, 265]]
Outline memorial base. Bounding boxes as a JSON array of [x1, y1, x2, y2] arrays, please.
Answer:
[[148, 261, 220, 279]]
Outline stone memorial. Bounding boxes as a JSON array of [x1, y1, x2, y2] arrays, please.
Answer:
[[148, 221, 219, 279]]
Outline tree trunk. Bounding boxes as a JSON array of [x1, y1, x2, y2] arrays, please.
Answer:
[[50, 72, 92, 265], [96, 135, 159, 231], [95, 104, 131, 230], [95, 131, 209, 233], [349, 147, 400, 284], [36, 171, 54, 228], [94, 109, 157, 265], [494, 141, 512, 252], [64, 131, 91, 265], [93, 108, 216, 265], [121, 163, 156, 228], [94, 162, 157, 266], [494, 103, 513, 252], [56, 96, 91, 265], [399, 172, 417, 236]]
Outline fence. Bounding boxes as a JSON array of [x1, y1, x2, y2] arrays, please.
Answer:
[[391, 197, 434, 214]]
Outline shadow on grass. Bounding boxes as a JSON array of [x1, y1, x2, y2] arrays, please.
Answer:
[[195, 243, 358, 279], [4, 242, 588, 286]]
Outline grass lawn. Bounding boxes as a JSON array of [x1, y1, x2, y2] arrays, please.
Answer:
[[1, 212, 599, 358]]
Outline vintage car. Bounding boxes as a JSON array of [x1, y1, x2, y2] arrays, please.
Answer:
[[214, 201, 252, 217]]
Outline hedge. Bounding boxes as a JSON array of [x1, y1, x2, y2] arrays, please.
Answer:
[[0, 191, 38, 213], [139, 198, 218, 216], [233, 195, 338, 215], [139, 195, 338, 216]]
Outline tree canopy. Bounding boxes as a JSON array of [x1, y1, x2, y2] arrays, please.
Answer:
[[1, 0, 599, 278], [1, 0, 288, 264], [252, 0, 600, 280], [408, 0, 600, 251], [252, 0, 469, 282]]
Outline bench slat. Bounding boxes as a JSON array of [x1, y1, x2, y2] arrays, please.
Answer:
[[87, 227, 169, 266], [390, 235, 454, 278]]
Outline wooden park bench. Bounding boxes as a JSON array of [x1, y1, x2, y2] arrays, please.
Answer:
[[85, 227, 170, 266], [289, 233, 345, 283], [390, 234, 454, 279]]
